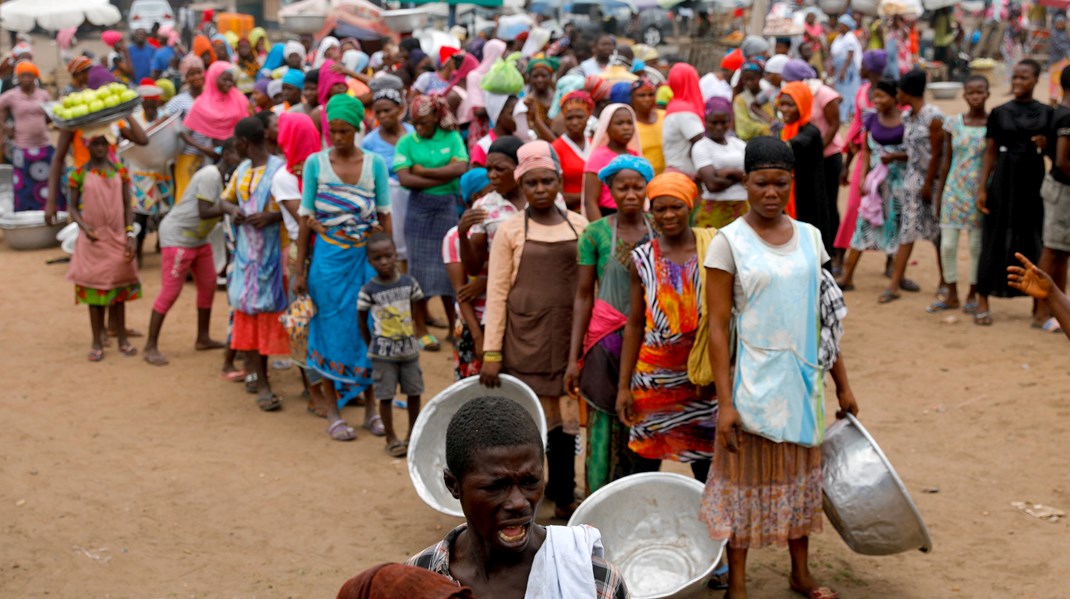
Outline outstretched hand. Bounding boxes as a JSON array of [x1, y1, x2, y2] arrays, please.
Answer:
[[1007, 252, 1053, 300]]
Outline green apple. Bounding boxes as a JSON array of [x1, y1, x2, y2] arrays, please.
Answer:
[[70, 105, 89, 118], [53, 108, 66, 120], [103, 95, 120, 108], [88, 100, 105, 113], [62, 95, 76, 108], [120, 90, 138, 103], [110, 83, 127, 94]]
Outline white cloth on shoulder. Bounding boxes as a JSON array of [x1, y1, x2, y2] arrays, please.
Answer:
[[525, 525, 603, 599]]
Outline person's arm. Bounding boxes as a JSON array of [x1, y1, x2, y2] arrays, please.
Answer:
[[856, 131, 872, 195], [976, 138, 997, 215], [1008, 252, 1070, 341], [118, 117, 149, 146], [67, 175, 94, 240], [615, 260, 645, 425], [937, 130, 953, 220], [121, 168, 136, 260], [446, 262, 485, 359], [922, 116, 945, 204], [416, 159, 468, 181], [371, 156, 393, 235], [396, 167, 443, 190], [45, 129, 74, 225], [179, 131, 219, 159], [734, 97, 769, 140], [357, 308, 372, 346], [822, 98, 841, 148], [697, 165, 744, 194], [565, 263, 598, 397], [1056, 134, 1070, 180], [479, 221, 518, 387], [840, 50, 854, 82], [705, 266, 738, 451], [828, 354, 859, 418], [583, 172, 602, 221], [0, 104, 10, 151], [458, 212, 489, 277]]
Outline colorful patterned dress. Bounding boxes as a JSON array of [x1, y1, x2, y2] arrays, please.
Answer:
[[628, 237, 717, 463], [940, 114, 985, 230], [899, 103, 944, 245]]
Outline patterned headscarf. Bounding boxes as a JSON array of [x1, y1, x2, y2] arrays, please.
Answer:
[[549, 73, 585, 118], [514, 140, 560, 181], [585, 75, 614, 102], [410, 94, 457, 131], [527, 57, 558, 74], [67, 56, 93, 75], [179, 54, 205, 78], [373, 88, 404, 106], [559, 90, 594, 116]]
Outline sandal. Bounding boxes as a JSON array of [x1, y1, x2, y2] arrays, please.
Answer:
[[1041, 317, 1063, 333], [973, 311, 993, 326], [926, 300, 959, 313], [877, 290, 901, 304], [418, 334, 441, 352], [256, 393, 282, 412], [425, 316, 450, 329], [385, 440, 408, 458], [327, 418, 357, 441], [244, 373, 259, 394], [87, 348, 104, 362], [118, 343, 138, 357], [899, 278, 920, 292], [220, 370, 247, 382], [363, 414, 386, 437], [962, 300, 979, 314]]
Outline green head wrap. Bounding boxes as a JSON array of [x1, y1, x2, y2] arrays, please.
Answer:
[[325, 93, 365, 131], [526, 57, 559, 75]]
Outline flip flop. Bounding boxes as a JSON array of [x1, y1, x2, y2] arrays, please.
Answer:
[[327, 419, 357, 441], [837, 282, 855, 292], [425, 317, 450, 329], [385, 440, 407, 458], [899, 278, 921, 292], [1041, 317, 1063, 333], [118, 343, 138, 357], [256, 393, 282, 412], [220, 370, 247, 382], [87, 348, 104, 362], [363, 414, 386, 437], [878, 290, 901, 304], [418, 334, 441, 352], [926, 300, 959, 313], [973, 311, 993, 326], [962, 300, 979, 314], [143, 352, 169, 366], [245, 373, 259, 394]]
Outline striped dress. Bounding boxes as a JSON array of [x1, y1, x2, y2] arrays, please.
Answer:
[[628, 239, 717, 463]]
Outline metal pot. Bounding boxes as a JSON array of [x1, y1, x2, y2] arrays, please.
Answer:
[[569, 473, 726, 598], [1, 210, 69, 250], [822, 413, 933, 555], [407, 374, 546, 518]]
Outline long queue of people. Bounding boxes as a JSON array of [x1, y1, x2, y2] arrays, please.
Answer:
[[4, 13, 1070, 597]]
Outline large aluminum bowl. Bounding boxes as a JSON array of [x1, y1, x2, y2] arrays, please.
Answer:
[[822, 413, 932, 555], [929, 82, 963, 100], [407, 374, 546, 518], [280, 14, 327, 34], [1, 210, 69, 250], [569, 473, 726, 598], [384, 8, 428, 33], [118, 112, 182, 172]]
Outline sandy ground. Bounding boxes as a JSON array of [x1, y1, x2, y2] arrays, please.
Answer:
[[3, 79, 1070, 598]]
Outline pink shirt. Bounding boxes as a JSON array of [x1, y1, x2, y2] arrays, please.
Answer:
[[584, 145, 639, 209], [809, 83, 845, 158], [0, 87, 52, 148]]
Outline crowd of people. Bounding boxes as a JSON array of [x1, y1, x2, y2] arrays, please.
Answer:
[[2, 6, 1070, 598]]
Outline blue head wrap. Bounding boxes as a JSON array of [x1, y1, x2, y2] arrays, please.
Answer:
[[262, 43, 285, 71], [609, 81, 632, 105], [282, 68, 305, 89], [598, 154, 655, 186], [549, 74, 585, 119], [460, 168, 491, 203]]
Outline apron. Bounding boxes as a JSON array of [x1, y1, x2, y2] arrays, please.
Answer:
[[67, 168, 138, 290], [503, 208, 579, 430]]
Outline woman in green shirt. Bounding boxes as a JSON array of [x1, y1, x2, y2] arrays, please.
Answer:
[[394, 95, 469, 350], [564, 154, 656, 494]]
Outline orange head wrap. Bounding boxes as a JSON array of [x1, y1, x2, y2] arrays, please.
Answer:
[[647, 172, 699, 210], [15, 61, 39, 79], [192, 35, 217, 64], [778, 81, 813, 142]]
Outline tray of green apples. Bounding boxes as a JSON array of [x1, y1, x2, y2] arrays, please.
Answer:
[[46, 83, 142, 130]]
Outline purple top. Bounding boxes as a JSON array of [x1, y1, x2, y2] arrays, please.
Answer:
[[863, 111, 904, 146]]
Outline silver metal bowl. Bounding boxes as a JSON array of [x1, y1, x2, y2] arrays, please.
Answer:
[[384, 8, 429, 33], [929, 81, 963, 100], [1, 210, 69, 250], [569, 472, 726, 598], [118, 112, 182, 172], [822, 413, 932, 555], [407, 374, 547, 518], [280, 14, 327, 34]]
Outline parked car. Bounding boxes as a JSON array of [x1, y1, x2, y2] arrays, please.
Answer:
[[129, 0, 176, 31], [562, 0, 674, 47]]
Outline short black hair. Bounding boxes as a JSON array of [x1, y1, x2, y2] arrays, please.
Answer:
[[234, 117, 265, 145], [305, 68, 320, 86], [1019, 58, 1042, 78], [446, 396, 543, 480], [366, 230, 394, 249], [966, 74, 990, 89], [254, 110, 277, 130], [219, 137, 237, 154]]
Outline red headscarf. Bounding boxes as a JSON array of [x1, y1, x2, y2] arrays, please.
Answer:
[[777, 81, 814, 219], [665, 63, 704, 116], [448, 52, 479, 90], [278, 112, 321, 188], [336, 564, 474, 599]]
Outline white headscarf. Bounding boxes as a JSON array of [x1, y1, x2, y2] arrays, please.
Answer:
[[589, 103, 641, 155], [284, 40, 306, 63], [313, 36, 340, 68]]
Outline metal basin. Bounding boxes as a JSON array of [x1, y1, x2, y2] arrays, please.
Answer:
[[384, 8, 428, 33], [929, 82, 963, 100], [118, 112, 182, 173], [280, 14, 327, 34], [407, 374, 546, 518], [1, 210, 69, 250], [822, 413, 932, 556], [569, 472, 726, 598]]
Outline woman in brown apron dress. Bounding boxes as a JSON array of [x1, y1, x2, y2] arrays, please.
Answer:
[[480, 140, 589, 519]]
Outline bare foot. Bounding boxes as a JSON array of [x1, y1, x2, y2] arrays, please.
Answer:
[[143, 348, 169, 366], [195, 338, 226, 350], [789, 572, 837, 598]]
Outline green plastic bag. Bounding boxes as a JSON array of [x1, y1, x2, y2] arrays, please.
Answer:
[[480, 52, 524, 95]]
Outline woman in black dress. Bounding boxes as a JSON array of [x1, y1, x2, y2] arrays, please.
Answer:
[[778, 81, 832, 252], [975, 59, 1052, 326]]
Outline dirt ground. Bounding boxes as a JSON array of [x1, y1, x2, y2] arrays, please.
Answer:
[[3, 79, 1070, 598]]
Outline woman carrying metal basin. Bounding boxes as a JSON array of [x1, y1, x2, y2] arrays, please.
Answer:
[[700, 137, 859, 599]]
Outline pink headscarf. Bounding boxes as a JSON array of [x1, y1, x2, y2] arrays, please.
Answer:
[[183, 61, 250, 140], [317, 59, 349, 142], [461, 39, 507, 123], [277, 112, 322, 189], [514, 140, 560, 181], [590, 103, 641, 155]]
